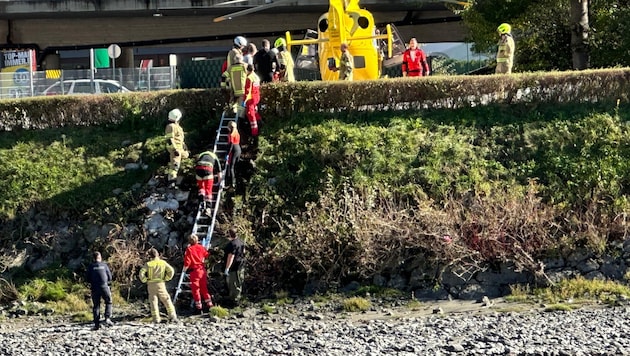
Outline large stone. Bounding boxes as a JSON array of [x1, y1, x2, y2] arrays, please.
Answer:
[[600, 258, 624, 280], [543, 257, 565, 269], [576, 258, 600, 273], [372, 274, 387, 287], [144, 194, 179, 213], [1, 249, 28, 270], [476, 264, 533, 286], [441, 266, 475, 287], [413, 286, 450, 300], [584, 270, 605, 281], [545, 269, 579, 285], [166, 231, 180, 249], [26, 252, 55, 272], [566, 249, 593, 266], [456, 283, 502, 300], [387, 274, 407, 290]]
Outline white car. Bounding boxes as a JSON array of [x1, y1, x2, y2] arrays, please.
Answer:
[[42, 79, 131, 95]]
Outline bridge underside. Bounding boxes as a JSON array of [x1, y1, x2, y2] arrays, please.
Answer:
[[0, 3, 467, 68]]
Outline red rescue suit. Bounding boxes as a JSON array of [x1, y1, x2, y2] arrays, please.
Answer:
[[243, 71, 262, 136], [402, 48, 429, 77], [183, 243, 213, 310]]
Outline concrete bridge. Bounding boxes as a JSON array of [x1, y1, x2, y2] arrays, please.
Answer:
[[0, 0, 467, 69]]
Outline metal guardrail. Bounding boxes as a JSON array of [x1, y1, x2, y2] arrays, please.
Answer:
[[0, 66, 178, 100]]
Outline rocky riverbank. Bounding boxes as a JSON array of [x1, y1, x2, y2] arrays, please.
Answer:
[[1, 298, 629, 355]]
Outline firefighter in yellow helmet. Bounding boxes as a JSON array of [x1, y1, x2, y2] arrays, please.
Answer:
[[165, 108, 189, 188], [496, 23, 515, 74], [138, 248, 178, 324], [274, 37, 295, 82]]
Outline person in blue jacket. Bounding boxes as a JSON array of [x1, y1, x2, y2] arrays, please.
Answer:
[[86, 251, 114, 330]]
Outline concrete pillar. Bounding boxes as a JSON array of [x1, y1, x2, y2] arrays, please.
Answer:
[[42, 53, 60, 70], [117, 47, 135, 89], [119, 47, 135, 68]]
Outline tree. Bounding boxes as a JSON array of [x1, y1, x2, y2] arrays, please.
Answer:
[[461, 0, 630, 71], [570, 0, 590, 70]]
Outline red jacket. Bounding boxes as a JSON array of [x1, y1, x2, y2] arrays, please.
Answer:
[[244, 72, 260, 103], [402, 48, 429, 77], [184, 243, 208, 269]]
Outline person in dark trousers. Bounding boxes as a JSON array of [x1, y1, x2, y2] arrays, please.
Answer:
[[86, 251, 114, 330], [226, 121, 241, 189], [253, 39, 276, 83], [223, 228, 246, 307]]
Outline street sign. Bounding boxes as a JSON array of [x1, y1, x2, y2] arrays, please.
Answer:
[[107, 44, 121, 59]]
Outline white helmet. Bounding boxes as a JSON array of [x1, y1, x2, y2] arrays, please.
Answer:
[[234, 36, 247, 48], [168, 109, 182, 122]]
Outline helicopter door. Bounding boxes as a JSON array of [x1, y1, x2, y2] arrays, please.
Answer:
[[294, 29, 319, 71], [381, 24, 405, 68]]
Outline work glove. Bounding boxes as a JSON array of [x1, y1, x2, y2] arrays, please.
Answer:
[[241, 101, 247, 108], [224, 269, 229, 277]]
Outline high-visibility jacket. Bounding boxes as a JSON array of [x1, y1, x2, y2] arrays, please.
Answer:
[[195, 151, 221, 179], [227, 47, 246, 96], [165, 123, 185, 152], [496, 35, 515, 64], [402, 48, 429, 77], [277, 50, 295, 82], [220, 60, 230, 89], [184, 243, 209, 270], [244, 71, 260, 103], [139, 258, 175, 284]]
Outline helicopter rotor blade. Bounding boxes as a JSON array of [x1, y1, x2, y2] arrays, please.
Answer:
[[213, 0, 293, 23], [214, 0, 248, 6]]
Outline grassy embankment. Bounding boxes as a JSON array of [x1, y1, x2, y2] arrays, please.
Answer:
[[0, 99, 629, 316]]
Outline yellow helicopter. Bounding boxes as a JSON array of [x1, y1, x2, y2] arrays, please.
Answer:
[[213, 0, 470, 81], [284, 0, 394, 81]]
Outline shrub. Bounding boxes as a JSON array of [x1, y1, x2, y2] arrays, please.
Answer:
[[342, 297, 371, 312], [18, 279, 67, 302], [0, 278, 19, 304], [209, 306, 230, 318]]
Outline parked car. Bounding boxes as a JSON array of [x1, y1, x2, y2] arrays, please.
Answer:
[[42, 79, 131, 95]]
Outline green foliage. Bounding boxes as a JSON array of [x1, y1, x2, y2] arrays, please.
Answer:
[[342, 297, 371, 312], [462, 0, 630, 71], [511, 277, 630, 305], [431, 57, 491, 75], [209, 305, 230, 318], [544, 303, 575, 312], [18, 278, 68, 302], [352, 285, 404, 298], [261, 304, 276, 314]]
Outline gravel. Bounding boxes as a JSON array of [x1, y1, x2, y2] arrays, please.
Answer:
[[1, 303, 629, 355]]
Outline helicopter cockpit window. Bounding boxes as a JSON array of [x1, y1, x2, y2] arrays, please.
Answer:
[[319, 19, 329, 33], [358, 17, 369, 29], [354, 56, 366, 69]]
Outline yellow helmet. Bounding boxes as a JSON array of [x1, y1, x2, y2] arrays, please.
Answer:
[[497, 23, 511, 35], [274, 37, 286, 48]]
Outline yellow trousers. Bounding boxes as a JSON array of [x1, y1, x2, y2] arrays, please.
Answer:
[[147, 282, 177, 323]]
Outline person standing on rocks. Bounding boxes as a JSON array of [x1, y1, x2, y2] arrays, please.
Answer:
[[165, 108, 189, 188], [184, 234, 214, 314], [138, 248, 179, 324], [223, 228, 246, 307], [86, 251, 114, 330]]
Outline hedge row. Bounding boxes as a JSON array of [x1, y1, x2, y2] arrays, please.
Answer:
[[1, 68, 629, 132]]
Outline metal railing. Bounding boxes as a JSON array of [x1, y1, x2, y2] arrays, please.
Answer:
[[0, 66, 178, 100]]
